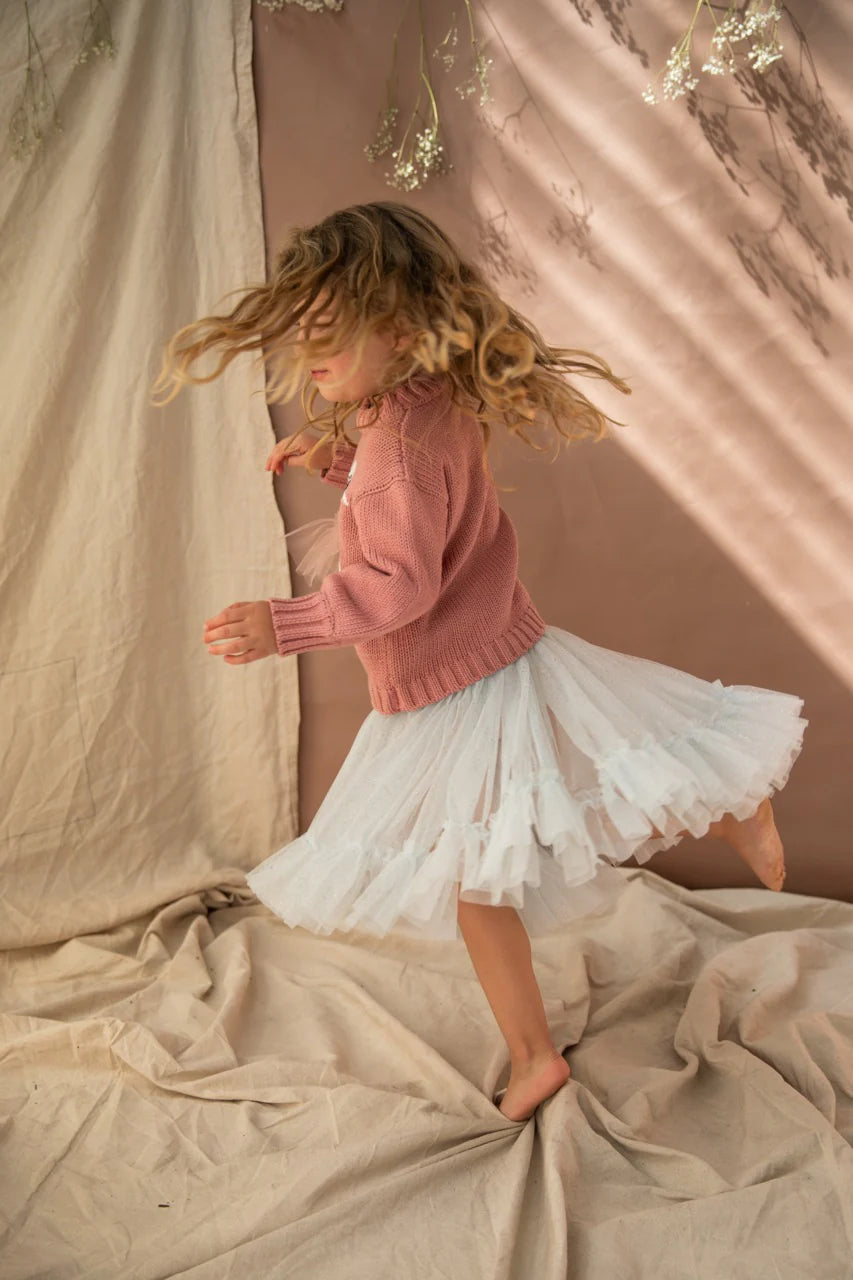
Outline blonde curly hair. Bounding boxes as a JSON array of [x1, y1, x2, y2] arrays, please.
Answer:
[[151, 200, 632, 492]]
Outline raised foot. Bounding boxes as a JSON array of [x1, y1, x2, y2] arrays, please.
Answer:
[[711, 795, 786, 891], [493, 1052, 571, 1122]]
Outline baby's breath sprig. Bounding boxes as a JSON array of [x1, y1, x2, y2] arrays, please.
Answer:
[[643, 0, 784, 106], [73, 0, 116, 66], [364, 0, 494, 191], [261, 0, 493, 192], [453, 0, 494, 105], [8, 0, 116, 162], [255, 0, 343, 11], [384, 40, 449, 190], [376, 0, 453, 192], [8, 0, 58, 161], [364, 103, 399, 164], [364, 12, 405, 167], [435, 17, 459, 73]]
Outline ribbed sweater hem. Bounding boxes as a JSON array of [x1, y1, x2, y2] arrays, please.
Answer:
[[366, 598, 547, 715]]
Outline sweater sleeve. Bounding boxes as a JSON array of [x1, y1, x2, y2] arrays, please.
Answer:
[[319, 440, 357, 489], [266, 476, 448, 656]]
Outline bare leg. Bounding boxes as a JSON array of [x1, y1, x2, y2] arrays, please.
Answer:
[[708, 795, 786, 889], [650, 795, 785, 890], [456, 890, 571, 1121]]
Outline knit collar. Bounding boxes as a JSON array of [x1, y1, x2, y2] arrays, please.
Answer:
[[357, 369, 448, 419]]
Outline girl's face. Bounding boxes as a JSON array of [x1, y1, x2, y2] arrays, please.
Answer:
[[297, 295, 409, 405]]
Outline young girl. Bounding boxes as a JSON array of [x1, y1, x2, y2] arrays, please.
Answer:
[[154, 201, 808, 1123]]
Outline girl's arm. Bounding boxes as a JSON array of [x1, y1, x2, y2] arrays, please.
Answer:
[[267, 475, 447, 654]]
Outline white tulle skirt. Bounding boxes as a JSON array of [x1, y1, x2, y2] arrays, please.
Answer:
[[245, 621, 808, 943]]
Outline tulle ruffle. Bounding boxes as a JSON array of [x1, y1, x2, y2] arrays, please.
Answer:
[[246, 625, 808, 941], [282, 515, 340, 586]]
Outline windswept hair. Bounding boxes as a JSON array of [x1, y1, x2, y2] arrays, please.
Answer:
[[151, 200, 632, 492]]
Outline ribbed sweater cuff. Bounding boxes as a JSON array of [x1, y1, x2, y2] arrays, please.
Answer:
[[320, 445, 355, 488], [267, 593, 334, 656]]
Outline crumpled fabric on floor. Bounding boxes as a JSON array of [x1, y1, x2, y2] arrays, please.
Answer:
[[1, 869, 851, 1278]]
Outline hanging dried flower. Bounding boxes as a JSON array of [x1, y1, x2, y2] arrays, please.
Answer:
[[452, 3, 493, 106], [9, 0, 116, 162], [73, 0, 116, 65], [257, 0, 492, 191], [435, 18, 459, 73], [643, 0, 784, 105], [364, 105, 399, 164], [256, 0, 343, 12], [363, 0, 493, 191], [456, 48, 494, 103]]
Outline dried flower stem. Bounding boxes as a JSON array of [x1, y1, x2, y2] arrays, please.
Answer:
[[643, 1, 784, 105], [255, 0, 343, 12], [9, 0, 116, 162], [8, 0, 59, 160], [364, 0, 493, 191]]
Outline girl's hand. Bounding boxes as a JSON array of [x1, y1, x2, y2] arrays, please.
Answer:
[[203, 601, 278, 663], [266, 435, 335, 473]]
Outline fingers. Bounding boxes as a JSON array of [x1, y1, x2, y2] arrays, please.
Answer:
[[266, 447, 304, 473], [203, 611, 228, 639], [267, 434, 318, 471]]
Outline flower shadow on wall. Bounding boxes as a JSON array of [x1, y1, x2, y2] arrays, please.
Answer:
[[568, 0, 850, 356]]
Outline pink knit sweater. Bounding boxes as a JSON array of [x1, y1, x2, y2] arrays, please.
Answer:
[[267, 369, 546, 714]]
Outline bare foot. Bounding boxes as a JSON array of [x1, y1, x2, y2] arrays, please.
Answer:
[[493, 1052, 571, 1121], [710, 796, 786, 891]]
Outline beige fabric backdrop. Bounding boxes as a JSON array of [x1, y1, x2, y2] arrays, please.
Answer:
[[0, 0, 300, 951], [2, 1, 852, 1276]]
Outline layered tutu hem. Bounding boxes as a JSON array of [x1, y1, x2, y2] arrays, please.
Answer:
[[246, 626, 808, 942]]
